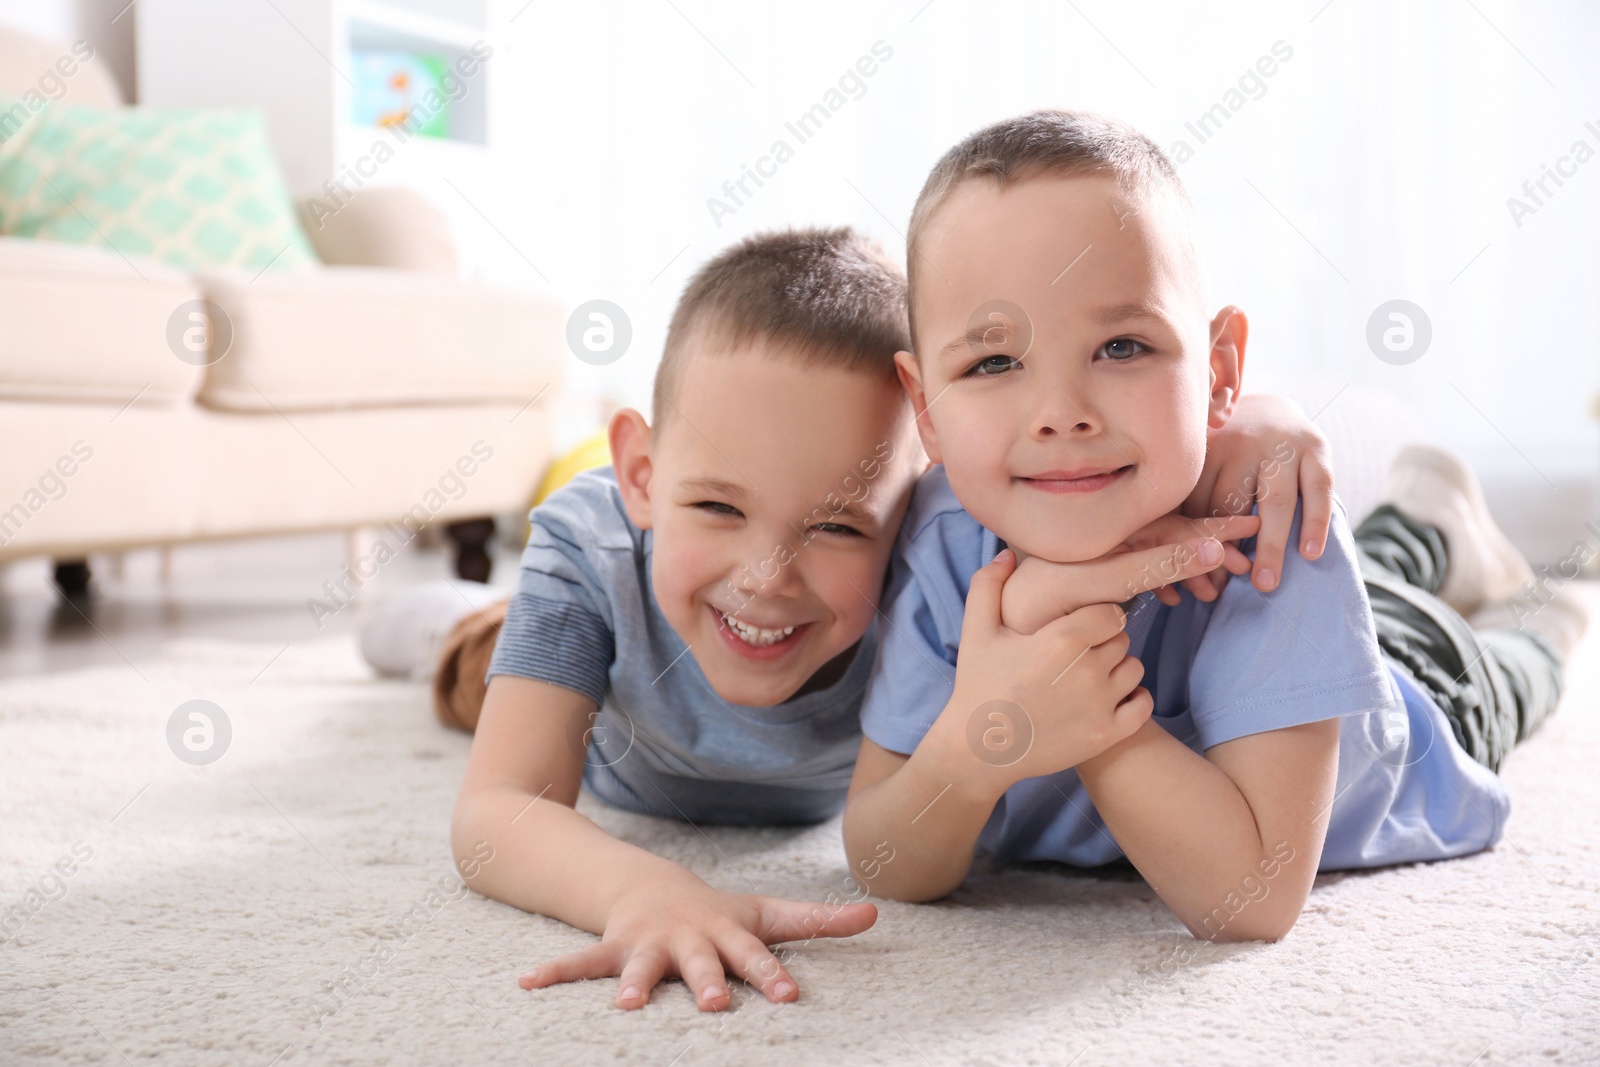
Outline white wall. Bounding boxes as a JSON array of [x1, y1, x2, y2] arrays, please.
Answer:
[[473, 0, 1599, 560]]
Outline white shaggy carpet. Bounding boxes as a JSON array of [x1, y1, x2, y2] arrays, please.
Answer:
[[3, 586, 1598, 1066]]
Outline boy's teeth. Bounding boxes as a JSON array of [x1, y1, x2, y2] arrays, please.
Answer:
[[721, 612, 796, 647]]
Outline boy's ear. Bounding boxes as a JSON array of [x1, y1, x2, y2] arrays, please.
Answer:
[[608, 407, 655, 529], [1206, 305, 1248, 430], [894, 349, 944, 465]]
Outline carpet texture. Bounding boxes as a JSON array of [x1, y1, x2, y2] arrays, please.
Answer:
[[3, 585, 1598, 1066]]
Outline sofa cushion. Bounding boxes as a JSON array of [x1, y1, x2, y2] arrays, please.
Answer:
[[194, 266, 564, 412], [0, 99, 318, 273], [0, 236, 204, 405]]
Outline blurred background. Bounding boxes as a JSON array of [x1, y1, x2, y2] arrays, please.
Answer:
[[1, 0, 1596, 672]]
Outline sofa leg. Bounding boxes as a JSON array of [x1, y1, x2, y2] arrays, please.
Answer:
[[53, 559, 92, 598], [444, 518, 496, 583]]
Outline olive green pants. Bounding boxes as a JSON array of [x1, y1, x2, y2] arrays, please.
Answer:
[[1355, 504, 1563, 774]]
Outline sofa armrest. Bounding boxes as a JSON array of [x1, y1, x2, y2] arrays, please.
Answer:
[[0, 236, 203, 406], [295, 186, 459, 275]]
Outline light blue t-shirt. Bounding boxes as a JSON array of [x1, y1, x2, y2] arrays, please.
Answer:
[[485, 467, 874, 826], [859, 466, 1511, 871]]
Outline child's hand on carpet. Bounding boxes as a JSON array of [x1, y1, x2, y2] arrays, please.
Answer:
[[517, 871, 878, 1011]]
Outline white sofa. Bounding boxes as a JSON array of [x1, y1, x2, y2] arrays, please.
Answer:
[[0, 27, 564, 592]]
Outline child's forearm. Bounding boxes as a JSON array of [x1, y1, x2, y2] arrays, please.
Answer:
[[1074, 720, 1306, 941], [843, 717, 1012, 903], [451, 786, 704, 935]]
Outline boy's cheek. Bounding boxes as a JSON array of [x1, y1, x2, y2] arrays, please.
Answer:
[[648, 536, 712, 625], [834, 590, 878, 641], [822, 572, 882, 643]]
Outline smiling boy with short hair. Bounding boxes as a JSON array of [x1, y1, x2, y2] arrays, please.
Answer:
[[842, 110, 1581, 940]]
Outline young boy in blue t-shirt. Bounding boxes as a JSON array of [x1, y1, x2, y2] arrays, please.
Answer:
[[366, 225, 1344, 1008], [841, 110, 1586, 941]]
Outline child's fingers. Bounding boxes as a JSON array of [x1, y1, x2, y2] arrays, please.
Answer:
[[1039, 602, 1128, 655], [1195, 546, 1252, 602], [675, 942, 734, 1012], [1148, 527, 1253, 605], [755, 899, 878, 944], [1109, 652, 1146, 699], [962, 549, 1016, 632], [1298, 452, 1335, 561], [722, 931, 800, 1003], [1206, 513, 1262, 540], [614, 943, 672, 1010], [1110, 537, 1225, 601], [1251, 461, 1300, 592], [1112, 685, 1154, 735], [520, 943, 619, 990], [1167, 512, 1260, 545]]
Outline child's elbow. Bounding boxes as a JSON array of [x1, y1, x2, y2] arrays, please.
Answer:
[[1191, 905, 1303, 944], [449, 791, 489, 867], [875, 883, 955, 906], [841, 844, 957, 905], [448, 800, 500, 895], [1210, 918, 1297, 944]]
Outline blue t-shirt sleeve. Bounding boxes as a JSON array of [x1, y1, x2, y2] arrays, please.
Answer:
[[858, 567, 958, 755], [484, 472, 620, 705], [858, 510, 982, 755], [1187, 498, 1397, 752]]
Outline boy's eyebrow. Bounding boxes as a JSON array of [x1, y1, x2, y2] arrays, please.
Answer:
[[936, 323, 1005, 365], [1092, 301, 1167, 325], [935, 300, 1168, 364], [679, 476, 749, 499], [804, 496, 877, 527]]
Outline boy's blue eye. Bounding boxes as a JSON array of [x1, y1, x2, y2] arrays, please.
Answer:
[[966, 354, 1021, 378], [694, 501, 741, 517], [810, 522, 862, 538], [1098, 338, 1146, 361]]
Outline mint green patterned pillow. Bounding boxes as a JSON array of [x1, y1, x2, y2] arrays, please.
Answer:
[[0, 99, 317, 272]]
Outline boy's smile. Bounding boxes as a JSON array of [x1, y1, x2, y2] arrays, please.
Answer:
[[898, 172, 1242, 563], [611, 342, 922, 708], [1017, 465, 1134, 494]]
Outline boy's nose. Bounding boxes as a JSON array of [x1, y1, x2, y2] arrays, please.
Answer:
[[728, 540, 803, 598], [1031, 382, 1100, 438]]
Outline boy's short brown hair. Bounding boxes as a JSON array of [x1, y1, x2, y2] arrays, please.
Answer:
[[905, 108, 1198, 347], [652, 227, 910, 426]]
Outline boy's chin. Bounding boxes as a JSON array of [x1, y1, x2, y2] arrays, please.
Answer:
[[1007, 525, 1130, 564], [701, 667, 806, 709]]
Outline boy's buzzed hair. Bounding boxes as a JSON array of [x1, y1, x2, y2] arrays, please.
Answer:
[[653, 227, 910, 426], [905, 108, 1199, 347]]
